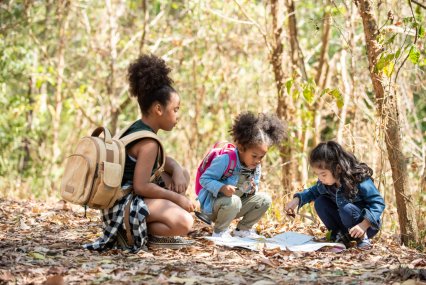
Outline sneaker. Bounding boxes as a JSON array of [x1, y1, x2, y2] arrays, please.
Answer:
[[335, 231, 357, 248], [233, 228, 264, 239], [357, 235, 372, 249], [212, 230, 233, 239], [335, 231, 368, 248], [147, 235, 194, 249]]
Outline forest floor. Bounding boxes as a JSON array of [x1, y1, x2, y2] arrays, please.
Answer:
[[0, 198, 425, 285]]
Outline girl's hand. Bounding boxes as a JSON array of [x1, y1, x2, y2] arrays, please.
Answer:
[[176, 195, 195, 212], [170, 169, 188, 194], [349, 219, 371, 238], [285, 197, 300, 212], [220, 185, 236, 197]]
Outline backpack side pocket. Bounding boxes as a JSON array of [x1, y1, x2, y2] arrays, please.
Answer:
[[60, 154, 91, 205], [88, 161, 122, 209]]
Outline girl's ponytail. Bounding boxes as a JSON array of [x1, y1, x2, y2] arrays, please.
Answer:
[[230, 112, 287, 149], [127, 54, 175, 115]]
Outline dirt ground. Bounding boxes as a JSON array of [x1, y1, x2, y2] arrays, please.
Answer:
[[0, 198, 425, 285]]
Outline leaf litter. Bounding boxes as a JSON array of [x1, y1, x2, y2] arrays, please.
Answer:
[[0, 198, 425, 284]]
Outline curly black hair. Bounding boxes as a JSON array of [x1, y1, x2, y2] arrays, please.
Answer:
[[230, 112, 287, 149], [309, 141, 373, 199], [127, 54, 176, 115]]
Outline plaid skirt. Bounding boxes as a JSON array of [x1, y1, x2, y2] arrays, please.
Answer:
[[83, 193, 149, 252]]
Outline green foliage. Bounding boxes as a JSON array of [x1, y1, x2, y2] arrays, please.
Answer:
[[376, 52, 397, 74], [419, 25, 425, 38], [302, 79, 316, 105], [408, 45, 421, 64], [321, 88, 343, 109]]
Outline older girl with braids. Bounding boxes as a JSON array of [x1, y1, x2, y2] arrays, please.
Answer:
[[285, 141, 385, 248], [85, 54, 194, 251], [198, 112, 287, 239]]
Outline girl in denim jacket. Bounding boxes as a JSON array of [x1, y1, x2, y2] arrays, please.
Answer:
[[198, 112, 286, 239], [285, 141, 385, 248]]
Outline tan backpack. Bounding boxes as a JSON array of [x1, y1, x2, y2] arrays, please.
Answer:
[[60, 121, 165, 209]]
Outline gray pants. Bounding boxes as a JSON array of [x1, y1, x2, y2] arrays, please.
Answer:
[[208, 192, 272, 233]]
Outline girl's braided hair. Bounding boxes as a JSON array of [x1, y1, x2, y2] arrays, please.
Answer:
[[309, 141, 373, 199], [127, 54, 176, 115], [230, 112, 287, 149]]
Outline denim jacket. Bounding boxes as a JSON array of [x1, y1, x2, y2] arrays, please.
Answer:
[[198, 148, 261, 215], [294, 178, 385, 230]]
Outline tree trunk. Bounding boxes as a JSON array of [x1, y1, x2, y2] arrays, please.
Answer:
[[315, 10, 331, 86], [139, 0, 149, 55], [52, 0, 70, 164], [309, 5, 331, 172], [270, 0, 294, 193], [337, 1, 356, 144], [105, 0, 119, 135], [355, 0, 419, 245], [421, 154, 426, 207], [285, 0, 307, 80]]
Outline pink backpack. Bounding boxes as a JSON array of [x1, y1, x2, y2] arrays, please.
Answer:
[[195, 142, 238, 195]]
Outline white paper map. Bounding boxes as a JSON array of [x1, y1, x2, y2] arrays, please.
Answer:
[[204, 231, 346, 252]]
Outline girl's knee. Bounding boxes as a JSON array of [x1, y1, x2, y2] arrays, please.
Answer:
[[339, 203, 362, 227], [340, 203, 361, 213], [256, 192, 272, 208], [221, 195, 242, 210], [339, 203, 361, 221], [175, 211, 194, 235]]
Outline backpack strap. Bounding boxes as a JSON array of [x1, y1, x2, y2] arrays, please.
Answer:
[[221, 150, 237, 180], [91, 127, 113, 144], [120, 130, 166, 182]]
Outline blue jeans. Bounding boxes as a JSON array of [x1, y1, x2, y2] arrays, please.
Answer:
[[314, 196, 378, 238]]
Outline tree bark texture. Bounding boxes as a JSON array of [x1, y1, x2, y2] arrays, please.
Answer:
[[315, 11, 331, 86], [105, 0, 119, 135], [52, 0, 70, 164], [355, 0, 419, 245], [270, 0, 294, 193], [285, 0, 307, 80]]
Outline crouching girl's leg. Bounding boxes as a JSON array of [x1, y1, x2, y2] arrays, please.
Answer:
[[339, 203, 378, 238], [144, 198, 193, 236], [314, 196, 346, 239], [236, 192, 271, 230], [210, 195, 242, 234]]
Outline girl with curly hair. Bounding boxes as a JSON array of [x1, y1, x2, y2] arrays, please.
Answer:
[[198, 112, 287, 239], [85, 54, 194, 251], [285, 141, 385, 248]]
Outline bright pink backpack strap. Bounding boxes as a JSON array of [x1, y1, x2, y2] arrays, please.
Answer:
[[220, 148, 237, 180], [195, 142, 238, 195]]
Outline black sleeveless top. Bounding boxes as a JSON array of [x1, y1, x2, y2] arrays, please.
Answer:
[[120, 120, 159, 186]]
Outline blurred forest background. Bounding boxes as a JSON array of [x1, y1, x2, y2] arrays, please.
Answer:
[[0, 0, 425, 247]]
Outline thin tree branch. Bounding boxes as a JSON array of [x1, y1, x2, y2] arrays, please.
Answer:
[[412, 0, 426, 9], [139, 0, 148, 55], [394, 0, 419, 84], [233, 0, 272, 53], [70, 92, 101, 126], [204, 7, 255, 25]]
